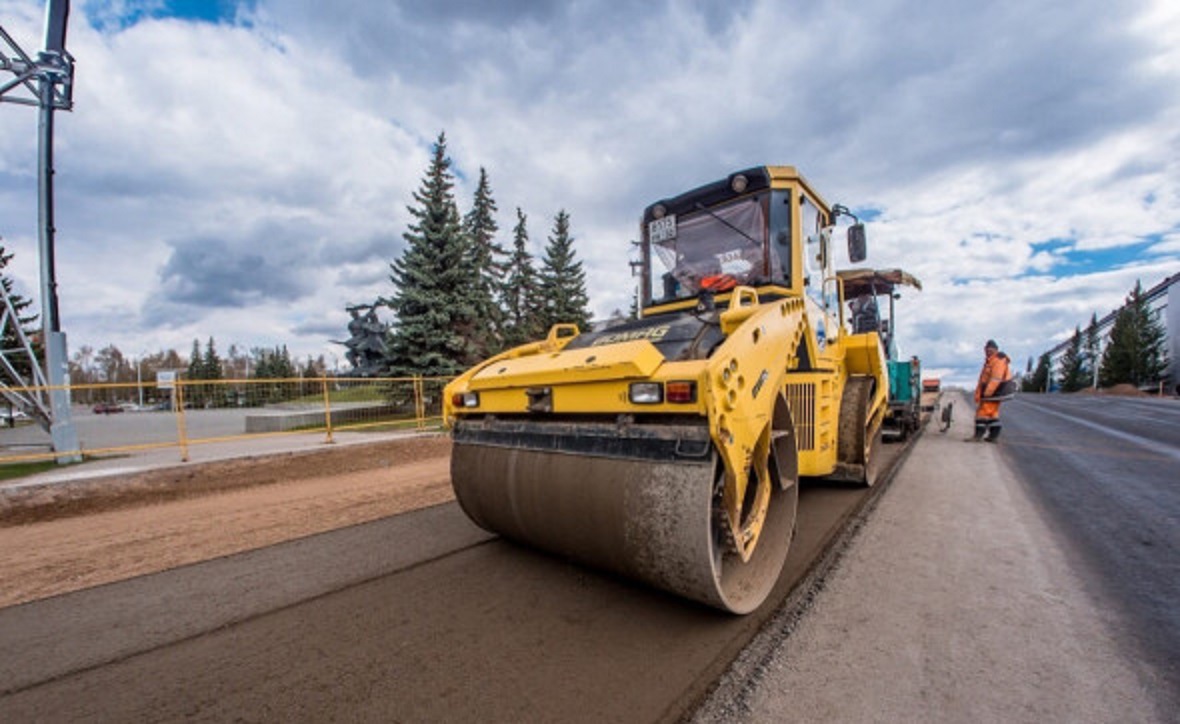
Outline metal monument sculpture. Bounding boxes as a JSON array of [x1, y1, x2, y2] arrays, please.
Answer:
[[336, 304, 389, 377]]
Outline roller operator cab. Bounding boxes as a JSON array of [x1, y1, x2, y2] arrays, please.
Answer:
[[444, 166, 889, 614]]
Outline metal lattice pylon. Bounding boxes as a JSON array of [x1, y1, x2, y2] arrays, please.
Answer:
[[0, 279, 52, 430], [0, 1, 80, 459]]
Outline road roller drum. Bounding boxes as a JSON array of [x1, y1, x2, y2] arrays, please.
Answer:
[[452, 419, 798, 613]]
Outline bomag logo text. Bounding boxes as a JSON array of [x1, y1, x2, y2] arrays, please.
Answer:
[[591, 325, 671, 346]]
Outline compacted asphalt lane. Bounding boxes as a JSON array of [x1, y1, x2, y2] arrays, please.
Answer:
[[999, 394, 1180, 711], [0, 443, 911, 721]]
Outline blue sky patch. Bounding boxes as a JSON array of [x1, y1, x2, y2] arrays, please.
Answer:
[[86, 1, 250, 31], [1031, 238, 1156, 276], [1030, 237, 1073, 253]]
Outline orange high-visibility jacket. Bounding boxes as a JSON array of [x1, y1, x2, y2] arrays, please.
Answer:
[[975, 352, 1012, 418]]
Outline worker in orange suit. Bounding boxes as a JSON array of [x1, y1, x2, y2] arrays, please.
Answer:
[[969, 339, 1013, 442]]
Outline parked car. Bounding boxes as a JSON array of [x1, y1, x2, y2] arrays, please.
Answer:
[[92, 402, 124, 414], [3, 408, 29, 427]]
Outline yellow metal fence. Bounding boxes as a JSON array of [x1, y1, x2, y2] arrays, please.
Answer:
[[0, 376, 451, 465]]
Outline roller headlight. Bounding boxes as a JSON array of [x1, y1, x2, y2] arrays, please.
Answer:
[[629, 382, 663, 404]]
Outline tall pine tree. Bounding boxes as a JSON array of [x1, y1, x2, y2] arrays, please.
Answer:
[[1099, 280, 1167, 388], [186, 338, 209, 406], [1082, 312, 1101, 389], [500, 208, 542, 348], [537, 209, 591, 332], [252, 345, 296, 379], [202, 337, 223, 381], [384, 132, 481, 376], [463, 167, 508, 357], [1022, 353, 1051, 393], [1057, 327, 1087, 392], [187, 339, 203, 380]]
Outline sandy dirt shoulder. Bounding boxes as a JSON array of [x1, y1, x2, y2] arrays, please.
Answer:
[[0, 436, 453, 609]]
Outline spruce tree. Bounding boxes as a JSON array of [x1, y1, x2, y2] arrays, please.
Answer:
[[384, 132, 480, 376], [604, 309, 628, 328], [537, 209, 591, 332], [1022, 353, 1051, 393], [186, 338, 207, 406], [463, 167, 508, 357], [0, 242, 38, 380], [202, 337, 223, 381], [1082, 313, 1101, 389], [187, 339, 203, 380], [251, 347, 275, 379], [249, 348, 267, 379], [1100, 305, 1136, 387], [277, 345, 295, 378], [501, 208, 542, 348], [1057, 327, 1087, 392], [1099, 280, 1167, 387], [1136, 290, 1168, 385], [248, 346, 296, 403]]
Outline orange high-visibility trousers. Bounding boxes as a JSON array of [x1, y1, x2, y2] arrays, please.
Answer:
[[973, 351, 1011, 440], [976, 398, 1002, 421]]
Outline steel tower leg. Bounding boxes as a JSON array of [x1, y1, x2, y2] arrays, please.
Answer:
[[38, 72, 79, 462]]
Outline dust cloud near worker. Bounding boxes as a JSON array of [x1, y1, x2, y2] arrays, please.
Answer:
[[970, 339, 1014, 442]]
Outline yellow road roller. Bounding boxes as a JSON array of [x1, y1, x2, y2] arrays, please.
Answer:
[[444, 166, 888, 613]]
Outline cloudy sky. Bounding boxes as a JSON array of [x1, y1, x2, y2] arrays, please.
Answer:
[[1, 0, 1177, 385]]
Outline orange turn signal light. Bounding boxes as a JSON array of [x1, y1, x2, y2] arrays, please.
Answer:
[[665, 381, 696, 403], [451, 392, 479, 408]]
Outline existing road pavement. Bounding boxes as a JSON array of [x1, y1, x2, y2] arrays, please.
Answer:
[[0, 407, 254, 453], [1000, 394, 1180, 714], [694, 391, 1170, 722]]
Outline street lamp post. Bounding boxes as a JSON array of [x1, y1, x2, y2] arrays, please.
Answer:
[[136, 356, 144, 408]]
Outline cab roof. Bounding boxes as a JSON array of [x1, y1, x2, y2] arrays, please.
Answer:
[[642, 165, 830, 224], [836, 268, 923, 298]]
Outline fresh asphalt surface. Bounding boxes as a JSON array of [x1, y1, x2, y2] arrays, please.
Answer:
[[0, 456, 897, 721], [1000, 394, 1180, 712]]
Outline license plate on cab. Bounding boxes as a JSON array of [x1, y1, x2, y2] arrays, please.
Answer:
[[648, 214, 677, 243]]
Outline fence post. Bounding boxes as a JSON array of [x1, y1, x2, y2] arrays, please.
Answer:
[[322, 377, 334, 444], [174, 381, 190, 462], [420, 377, 429, 429]]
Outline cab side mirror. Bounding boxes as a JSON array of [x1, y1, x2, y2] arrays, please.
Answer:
[[847, 223, 867, 263]]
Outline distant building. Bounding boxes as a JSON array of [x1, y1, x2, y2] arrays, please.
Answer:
[[1170, 278, 1180, 393], [1043, 272, 1178, 393]]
